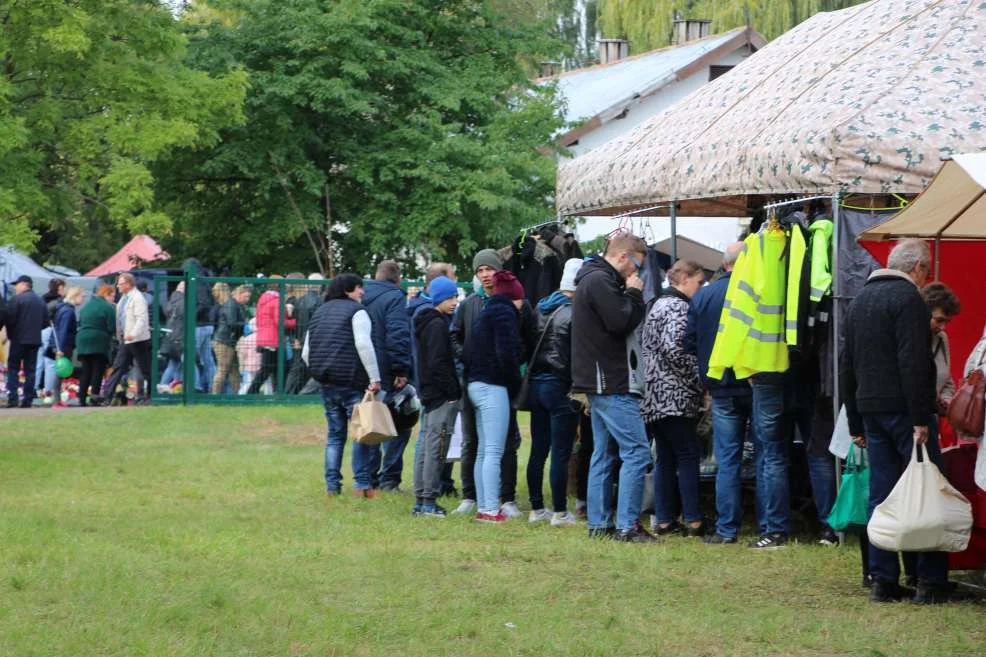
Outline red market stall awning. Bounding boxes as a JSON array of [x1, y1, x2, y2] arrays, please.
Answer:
[[86, 235, 170, 277]]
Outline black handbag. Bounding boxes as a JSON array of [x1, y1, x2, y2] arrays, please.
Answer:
[[511, 306, 563, 411]]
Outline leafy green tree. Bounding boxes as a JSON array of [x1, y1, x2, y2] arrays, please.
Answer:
[[0, 0, 246, 271], [158, 0, 566, 276], [599, 0, 867, 51]]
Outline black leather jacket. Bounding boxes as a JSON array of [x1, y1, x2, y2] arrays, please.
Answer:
[[530, 303, 573, 383]]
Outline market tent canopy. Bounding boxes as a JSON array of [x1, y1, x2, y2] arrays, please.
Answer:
[[860, 153, 986, 240], [0, 245, 100, 300], [556, 0, 986, 216], [86, 235, 170, 277]]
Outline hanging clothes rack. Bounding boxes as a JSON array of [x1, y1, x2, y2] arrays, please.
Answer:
[[605, 202, 680, 260], [761, 195, 835, 212]]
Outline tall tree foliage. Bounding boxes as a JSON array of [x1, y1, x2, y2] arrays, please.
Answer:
[[157, 0, 566, 276], [0, 0, 246, 270], [599, 0, 868, 51]]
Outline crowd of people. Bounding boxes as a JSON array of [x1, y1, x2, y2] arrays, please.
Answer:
[[2, 233, 982, 605]]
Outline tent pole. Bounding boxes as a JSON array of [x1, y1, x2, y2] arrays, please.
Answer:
[[831, 192, 842, 499], [670, 201, 678, 262], [934, 232, 941, 280]]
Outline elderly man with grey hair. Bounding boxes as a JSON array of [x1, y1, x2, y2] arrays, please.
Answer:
[[841, 238, 952, 604], [685, 242, 760, 545], [100, 272, 153, 405]]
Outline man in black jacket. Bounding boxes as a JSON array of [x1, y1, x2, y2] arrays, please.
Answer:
[[450, 249, 536, 517], [363, 261, 413, 491], [411, 276, 461, 517], [841, 238, 947, 604], [572, 233, 654, 542], [5, 275, 47, 408], [285, 274, 324, 394]]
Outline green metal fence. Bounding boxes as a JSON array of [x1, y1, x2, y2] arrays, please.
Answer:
[[150, 270, 470, 406]]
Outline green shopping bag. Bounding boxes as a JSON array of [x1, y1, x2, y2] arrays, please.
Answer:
[[827, 446, 870, 531]]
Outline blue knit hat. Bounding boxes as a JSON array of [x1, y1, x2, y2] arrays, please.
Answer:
[[428, 276, 458, 306]]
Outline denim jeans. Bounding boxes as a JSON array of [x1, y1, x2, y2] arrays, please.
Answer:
[[195, 325, 216, 392], [321, 384, 368, 493], [864, 413, 948, 586], [807, 453, 836, 527], [370, 426, 412, 490], [752, 381, 789, 536], [7, 343, 39, 407], [711, 393, 757, 538], [587, 394, 650, 531], [468, 381, 510, 514], [651, 416, 702, 525], [160, 358, 183, 387], [460, 386, 518, 503], [527, 376, 577, 512]]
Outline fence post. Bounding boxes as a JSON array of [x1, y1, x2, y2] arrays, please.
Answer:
[[183, 265, 197, 406], [277, 280, 286, 395], [151, 276, 161, 401]]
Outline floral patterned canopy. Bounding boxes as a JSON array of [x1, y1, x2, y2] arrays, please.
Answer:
[[556, 0, 986, 216]]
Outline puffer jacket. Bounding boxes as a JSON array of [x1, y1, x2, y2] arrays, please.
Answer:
[[255, 290, 296, 348], [530, 291, 573, 383], [641, 288, 703, 422]]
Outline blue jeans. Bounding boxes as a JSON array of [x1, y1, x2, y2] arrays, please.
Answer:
[[527, 376, 577, 512], [712, 394, 757, 539], [587, 394, 650, 531], [752, 381, 789, 536], [651, 416, 702, 525], [864, 413, 948, 586], [321, 384, 369, 493], [807, 453, 836, 527], [160, 358, 183, 386], [195, 326, 216, 392], [468, 381, 510, 514], [7, 343, 39, 407], [370, 426, 413, 489]]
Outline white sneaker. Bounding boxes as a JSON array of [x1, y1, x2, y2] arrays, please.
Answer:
[[452, 499, 476, 514], [551, 511, 578, 526], [500, 501, 523, 519], [528, 508, 552, 523]]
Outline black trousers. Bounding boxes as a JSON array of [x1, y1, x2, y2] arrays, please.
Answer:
[[102, 340, 152, 400], [78, 354, 109, 406], [247, 349, 279, 394]]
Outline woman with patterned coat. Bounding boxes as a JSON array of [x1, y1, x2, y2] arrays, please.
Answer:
[[642, 260, 707, 537]]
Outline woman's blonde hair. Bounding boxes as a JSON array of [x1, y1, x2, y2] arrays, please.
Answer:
[[64, 286, 85, 305], [666, 260, 705, 285], [212, 282, 231, 305], [232, 285, 253, 298]]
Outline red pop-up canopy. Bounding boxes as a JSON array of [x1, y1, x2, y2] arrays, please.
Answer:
[[86, 235, 170, 277]]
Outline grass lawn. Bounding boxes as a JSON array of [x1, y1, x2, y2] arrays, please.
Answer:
[[1, 406, 983, 657]]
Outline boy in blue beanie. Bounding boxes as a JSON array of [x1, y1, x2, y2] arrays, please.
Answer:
[[412, 277, 461, 516]]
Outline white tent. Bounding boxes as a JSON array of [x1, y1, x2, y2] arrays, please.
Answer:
[[556, 0, 986, 216], [0, 245, 100, 300]]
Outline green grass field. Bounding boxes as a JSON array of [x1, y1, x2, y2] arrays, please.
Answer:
[[1, 407, 983, 657]]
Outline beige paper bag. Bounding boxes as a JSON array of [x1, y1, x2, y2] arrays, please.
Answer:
[[349, 391, 398, 446]]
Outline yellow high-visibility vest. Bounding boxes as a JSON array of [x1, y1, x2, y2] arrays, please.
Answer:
[[785, 225, 808, 347], [708, 230, 790, 380]]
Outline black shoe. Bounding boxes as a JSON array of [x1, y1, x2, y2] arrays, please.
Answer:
[[654, 520, 683, 536], [748, 533, 787, 550], [912, 583, 950, 605], [703, 533, 738, 545], [615, 524, 660, 544], [870, 580, 915, 603], [685, 520, 707, 538], [904, 574, 918, 589], [862, 573, 875, 589], [588, 527, 617, 540], [819, 527, 840, 547]]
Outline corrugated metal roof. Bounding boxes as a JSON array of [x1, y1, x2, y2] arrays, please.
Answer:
[[549, 29, 745, 124]]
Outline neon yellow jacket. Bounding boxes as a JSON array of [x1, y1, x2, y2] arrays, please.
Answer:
[[785, 225, 808, 347], [808, 219, 834, 303], [708, 230, 790, 380]]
